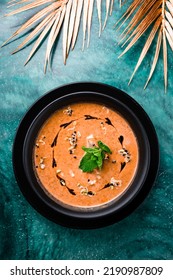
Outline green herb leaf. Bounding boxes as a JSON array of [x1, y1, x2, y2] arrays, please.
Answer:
[[79, 153, 98, 172], [101, 150, 105, 160], [98, 141, 112, 154], [79, 141, 112, 172], [96, 153, 103, 169], [82, 146, 99, 153]]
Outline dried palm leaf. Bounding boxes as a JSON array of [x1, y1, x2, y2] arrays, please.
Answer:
[[2, 0, 115, 71], [118, 0, 173, 92]]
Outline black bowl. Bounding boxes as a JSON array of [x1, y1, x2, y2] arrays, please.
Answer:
[[13, 82, 159, 229]]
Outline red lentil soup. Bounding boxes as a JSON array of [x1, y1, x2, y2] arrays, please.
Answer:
[[33, 103, 139, 209]]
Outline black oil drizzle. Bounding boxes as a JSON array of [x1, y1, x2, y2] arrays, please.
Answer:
[[84, 115, 98, 120], [67, 188, 76, 195], [118, 135, 124, 146], [51, 131, 60, 147], [118, 136, 128, 172], [120, 162, 126, 172], [60, 120, 74, 128], [87, 191, 95, 196], [101, 183, 112, 190], [105, 117, 114, 127], [52, 150, 57, 168], [56, 174, 76, 195]]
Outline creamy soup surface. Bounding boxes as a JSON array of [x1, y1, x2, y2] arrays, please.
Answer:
[[34, 103, 139, 209]]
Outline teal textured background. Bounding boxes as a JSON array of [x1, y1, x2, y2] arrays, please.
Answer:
[[1, 1, 173, 260]]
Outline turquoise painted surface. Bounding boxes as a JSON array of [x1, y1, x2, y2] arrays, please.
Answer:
[[0, 1, 173, 260]]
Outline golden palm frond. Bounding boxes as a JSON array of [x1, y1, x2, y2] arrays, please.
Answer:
[[118, 0, 173, 91], [2, 0, 115, 71]]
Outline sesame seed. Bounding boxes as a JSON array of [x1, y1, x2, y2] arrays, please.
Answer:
[[40, 164, 45, 170], [69, 170, 75, 177], [60, 179, 66, 186]]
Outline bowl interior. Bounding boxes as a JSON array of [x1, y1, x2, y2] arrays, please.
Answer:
[[23, 91, 150, 214]]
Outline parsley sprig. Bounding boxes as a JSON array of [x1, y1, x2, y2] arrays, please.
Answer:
[[79, 141, 112, 172]]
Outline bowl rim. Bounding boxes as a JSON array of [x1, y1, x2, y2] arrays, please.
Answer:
[[12, 82, 160, 229]]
